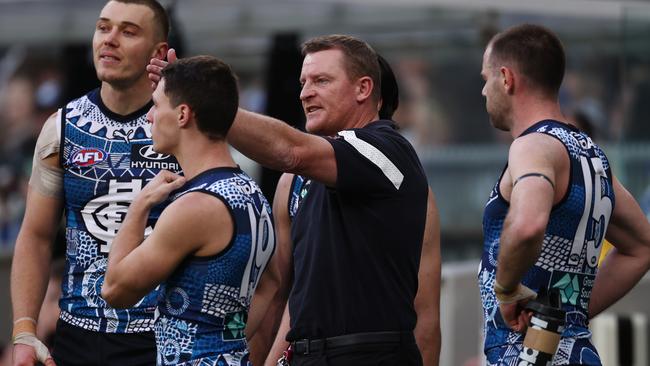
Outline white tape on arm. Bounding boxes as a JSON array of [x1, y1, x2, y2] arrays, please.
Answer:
[[28, 112, 63, 198], [13, 332, 52, 363], [495, 282, 537, 304]]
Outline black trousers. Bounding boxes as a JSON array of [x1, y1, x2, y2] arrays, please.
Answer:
[[52, 319, 157, 366], [291, 341, 422, 366]]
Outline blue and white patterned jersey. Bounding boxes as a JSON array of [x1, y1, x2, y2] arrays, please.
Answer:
[[155, 167, 275, 366], [60, 89, 181, 333], [479, 120, 614, 365]]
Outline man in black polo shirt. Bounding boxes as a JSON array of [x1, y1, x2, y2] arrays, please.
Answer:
[[149, 34, 430, 365], [250, 54, 440, 366]]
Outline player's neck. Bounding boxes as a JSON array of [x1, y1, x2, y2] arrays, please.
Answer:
[[175, 139, 237, 180], [100, 78, 153, 116], [510, 96, 564, 138]]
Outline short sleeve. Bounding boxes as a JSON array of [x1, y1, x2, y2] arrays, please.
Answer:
[[328, 126, 407, 195]]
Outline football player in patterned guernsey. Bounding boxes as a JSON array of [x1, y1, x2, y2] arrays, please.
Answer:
[[10, 1, 174, 365], [478, 24, 650, 365], [102, 56, 278, 366]]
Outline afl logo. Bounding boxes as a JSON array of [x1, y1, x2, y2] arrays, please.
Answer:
[[71, 148, 107, 167], [139, 145, 169, 161]]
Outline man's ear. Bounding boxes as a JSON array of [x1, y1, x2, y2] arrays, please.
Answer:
[[152, 42, 169, 61], [356, 76, 374, 103], [178, 104, 191, 127], [500, 66, 516, 95]]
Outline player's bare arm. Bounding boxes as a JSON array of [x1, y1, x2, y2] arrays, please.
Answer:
[[414, 188, 441, 366], [102, 171, 240, 308], [11, 112, 63, 366], [495, 133, 567, 332]]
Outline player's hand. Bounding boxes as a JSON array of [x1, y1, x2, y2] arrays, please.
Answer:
[[147, 48, 178, 90], [137, 170, 186, 209], [495, 282, 536, 333], [12, 344, 56, 366], [499, 300, 533, 333]]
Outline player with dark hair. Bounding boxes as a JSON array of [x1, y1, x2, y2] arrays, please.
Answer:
[[103, 55, 278, 366], [479, 23, 650, 365]]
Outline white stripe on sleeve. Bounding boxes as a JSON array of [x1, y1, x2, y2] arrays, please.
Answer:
[[337, 130, 404, 190]]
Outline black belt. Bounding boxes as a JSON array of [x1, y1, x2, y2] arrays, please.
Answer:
[[291, 331, 414, 355]]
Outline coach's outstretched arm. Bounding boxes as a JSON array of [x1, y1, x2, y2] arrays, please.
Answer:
[[148, 48, 378, 187], [589, 176, 650, 318], [229, 109, 339, 186]]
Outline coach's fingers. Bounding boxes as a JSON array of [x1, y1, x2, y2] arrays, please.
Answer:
[[147, 49, 178, 90], [146, 64, 162, 74], [167, 48, 177, 63], [149, 57, 168, 68], [147, 66, 163, 78], [147, 59, 166, 90], [147, 61, 166, 76], [147, 71, 161, 82], [44, 357, 57, 366]]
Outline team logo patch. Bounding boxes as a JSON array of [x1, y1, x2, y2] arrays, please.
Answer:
[[130, 144, 181, 171], [81, 179, 153, 254], [70, 148, 107, 167], [139, 144, 170, 160], [548, 270, 595, 310], [553, 273, 581, 305], [223, 311, 247, 341]]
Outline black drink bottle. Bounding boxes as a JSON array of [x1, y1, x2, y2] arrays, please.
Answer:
[[517, 290, 565, 365]]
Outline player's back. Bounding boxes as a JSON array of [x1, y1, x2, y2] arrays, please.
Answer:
[[479, 120, 614, 364], [155, 167, 274, 366]]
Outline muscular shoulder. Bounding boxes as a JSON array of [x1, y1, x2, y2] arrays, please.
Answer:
[[167, 192, 230, 226], [35, 111, 61, 163], [510, 132, 567, 165], [508, 132, 570, 201], [158, 192, 232, 246]]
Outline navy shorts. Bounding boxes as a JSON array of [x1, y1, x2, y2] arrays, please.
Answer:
[[52, 319, 156, 366]]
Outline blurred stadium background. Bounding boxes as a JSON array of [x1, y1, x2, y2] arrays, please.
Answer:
[[0, 0, 649, 365]]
